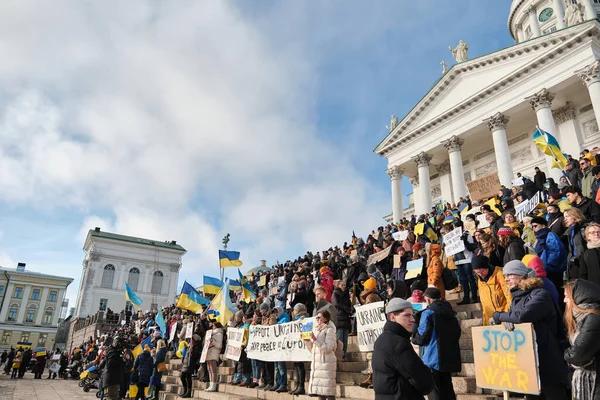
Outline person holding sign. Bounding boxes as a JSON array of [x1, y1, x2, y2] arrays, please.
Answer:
[[491, 261, 569, 399], [204, 320, 224, 393], [304, 309, 337, 400], [291, 303, 310, 395], [471, 255, 511, 326]]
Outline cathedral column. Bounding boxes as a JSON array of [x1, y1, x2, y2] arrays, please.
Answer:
[[527, 6, 542, 38], [442, 135, 467, 201], [553, 102, 583, 158], [484, 112, 514, 188], [552, 0, 566, 30], [386, 166, 404, 223], [575, 60, 600, 130], [437, 160, 454, 205], [581, 0, 597, 20], [525, 88, 564, 182], [410, 177, 421, 216], [412, 152, 432, 215]]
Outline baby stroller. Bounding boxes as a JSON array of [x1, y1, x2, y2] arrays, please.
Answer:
[[80, 365, 100, 390]]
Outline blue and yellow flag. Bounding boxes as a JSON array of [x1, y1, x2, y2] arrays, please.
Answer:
[[533, 127, 568, 170], [125, 282, 143, 310], [177, 281, 210, 313], [238, 269, 256, 302], [207, 279, 236, 325], [155, 309, 167, 335], [229, 280, 241, 291], [132, 336, 152, 360], [458, 203, 469, 215], [203, 276, 223, 295], [485, 197, 502, 216], [219, 250, 243, 268]]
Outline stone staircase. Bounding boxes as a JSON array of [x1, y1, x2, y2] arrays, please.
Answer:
[[159, 292, 495, 400]]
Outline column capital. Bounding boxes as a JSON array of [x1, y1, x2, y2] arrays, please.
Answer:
[[441, 135, 464, 153], [410, 176, 419, 186], [386, 165, 404, 180], [575, 60, 600, 87], [525, 88, 555, 112], [484, 112, 510, 132], [436, 160, 451, 175], [552, 102, 576, 125], [412, 152, 432, 168]]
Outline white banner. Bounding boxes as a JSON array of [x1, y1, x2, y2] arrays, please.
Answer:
[[185, 322, 194, 340], [355, 301, 386, 352], [515, 192, 541, 221], [169, 323, 177, 343], [199, 330, 212, 363], [477, 214, 490, 228], [246, 318, 315, 362], [224, 327, 245, 362], [392, 231, 409, 242], [443, 227, 465, 257]]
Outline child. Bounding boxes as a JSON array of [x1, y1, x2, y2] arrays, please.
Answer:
[[11, 351, 21, 379]]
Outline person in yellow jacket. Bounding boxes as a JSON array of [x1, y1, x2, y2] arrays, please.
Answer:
[[11, 351, 22, 379], [471, 255, 511, 326]]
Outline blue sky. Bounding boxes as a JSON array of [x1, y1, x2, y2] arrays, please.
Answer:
[[0, 1, 514, 307]]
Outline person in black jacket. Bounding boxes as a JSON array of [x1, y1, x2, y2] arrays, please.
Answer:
[[179, 334, 201, 398], [563, 208, 588, 280], [134, 346, 154, 400], [579, 223, 600, 285], [372, 298, 433, 400], [546, 201, 565, 238], [291, 281, 311, 315], [332, 281, 352, 360], [563, 279, 600, 400], [99, 337, 126, 400], [564, 185, 600, 223], [534, 167, 546, 193]]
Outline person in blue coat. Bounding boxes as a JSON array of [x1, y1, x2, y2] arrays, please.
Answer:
[[134, 346, 155, 400], [531, 216, 567, 305], [492, 260, 569, 400], [148, 340, 166, 400], [271, 306, 290, 393]]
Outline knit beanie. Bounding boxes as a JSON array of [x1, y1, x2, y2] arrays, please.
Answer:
[[497, 226, 514, 236], [364, 277, 377, 290], [424, 287, 441, 300], [522, 254, 546, 277], [503, 260, 531, 277]]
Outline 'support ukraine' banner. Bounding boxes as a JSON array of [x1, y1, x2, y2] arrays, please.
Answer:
[[471, 323, 541, 395], [355, 301, 386, 352], [224, 327, 245, 362], [515, 192, 541, 221], [442, 227, 465, 257], [246, 318, 315, 362]]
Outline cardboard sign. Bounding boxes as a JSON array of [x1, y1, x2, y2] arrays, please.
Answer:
[[467, 173, 501, 201], [270, 287, 279, 296], [472, 323, 541, 395], [515, 192, 542, 221], [477, 214, 491, 229], [185, 322, 194, 340], [224, 327, 245, 362], [199, 330, 212, 363], [51, 353, 61, 361], [169, 323, 177, 343], [246, 318, 315, 362], [300, 320, 314, 340], [443, 227, 465, 257], [393, 254, 401, 269], [462, 206, 480, 221], [259, 276, 267, 287], [367, 245, 392, 266], [464, 220, 477, 234], [405, 258, 423, 280], [355, 301, 386, 352], [392, 231, 408, 242]]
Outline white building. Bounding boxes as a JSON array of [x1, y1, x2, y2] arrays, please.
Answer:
[[376, 0, 600, 221], [74, 228, 186, 318]]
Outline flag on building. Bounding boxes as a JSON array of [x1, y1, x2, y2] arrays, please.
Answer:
[[177, 281, 210, 313], [125, 282, 143, 310], [219, 250, 243, 268], [207, 279, 236, 325], [238, 269, 256, 302]]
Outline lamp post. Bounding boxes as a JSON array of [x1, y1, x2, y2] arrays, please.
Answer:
[[220, 233, 230, 281]]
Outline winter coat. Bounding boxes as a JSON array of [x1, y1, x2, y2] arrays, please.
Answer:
[[206, 327, 224, 361], [134, 350, 154, 386], [573, 196, 600, 223], [534, 228, 567, 274], [502, 237, 526, 266], [99, 347, 125, 387], [291, 287, 309, 313], [388, 280, 408, 299], [275, 282, 287, 309], [181, 337, 201, 373], [579, 247, 600, 285], [276, 312, 291, 324], [563, 280, 600, 400], [412, 300, 461, 372], [476, 266, 511, 325], [332, 287, 352, 329], [426, 245, 445, 299], [582, 167, 594, 198], [567, 167, 583, 189], [360, 288, 382, 305], [306, 320, 337, 397], [373, 320, 434, 400], [534, 170, 546, 191], [313, 300, 337, 327], [320, 270, 334, 303], [151, 347, 167, 383], [493, 278, 569, 386], [547, 213, 565, 237], [565, 223, 588, 280]]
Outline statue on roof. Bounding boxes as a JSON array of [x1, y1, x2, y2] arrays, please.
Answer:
[[449, 40, 468, 63], [564, 2, 583, 26], [386, 115, 399, 132]]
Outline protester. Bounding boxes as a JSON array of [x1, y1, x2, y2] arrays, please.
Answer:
[[471, 255, 511, 325], [426, 244, 445, 299], [564, 208, 588, 280], [521, 254, 560, 309], [134, 344, 155, 400], [99, 337, 126, 400], [272, 306, 290, 393], [477, 233, 504, 268], [546, 200, 565, 237], [148, 340, 166, 400], [580, 158, 594, 198], [290, 304, 309, 395], [497, 226, 526, 265], [531, 216, 567, 301], [304, 309, 337, 400], [579, 222, 600, 285], [313, 286, 337, 326], [332, 280, 352, 360], [204, 320, 224, 393], [564, 185, 600, 223], [452, 221, 477, 305]]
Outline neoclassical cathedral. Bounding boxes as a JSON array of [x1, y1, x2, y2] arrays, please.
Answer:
[[74, 228, 186, 317], [376, 0, 600, 219]]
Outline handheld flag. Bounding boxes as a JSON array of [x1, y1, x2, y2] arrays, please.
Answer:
[[484, 197, 502, 216], [533, 127, 568, 170], [132, 336, 153, 360], [203, 276, 224, 295], [219, 250, 243, 268], [458, 203, 469, 215], [177, 281, 210, 313], [207, 279, 236, 325], [238, 269, 256, 302], [125, 282, 143, 310], [155, 310, 167, 335], [229, 280, 241, 291]]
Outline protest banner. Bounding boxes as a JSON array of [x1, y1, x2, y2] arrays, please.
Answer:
[[367, 245, 392, 266], [300, 320, 314, 340], [405, 258, 422, 279], [224, 327, 245, 362], [467, 173, 501, 201], [355, 301, 386, 352], [515, 192, 541, 221], [392, 230, 409, 242], [477, 214, 490, 228], [259, 275, 266, 287], [199, 330, 212, 363], [185, 322, 194, 339], [472, 323, 541, 395], [169, 323, 177, 343], [443, 227, 465, 257], [246, 318, 315, 362]]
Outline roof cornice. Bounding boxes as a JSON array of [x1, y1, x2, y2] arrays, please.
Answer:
[[374, 21, 599, 157], [1, 269, 74, 285]]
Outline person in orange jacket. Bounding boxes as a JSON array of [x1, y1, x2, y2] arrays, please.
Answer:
[[427, 244, 445, 299]]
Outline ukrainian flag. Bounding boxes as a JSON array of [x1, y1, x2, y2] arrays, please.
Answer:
[[203, 276, 223, 295], [125, 282, 143, 310], [458, 203, 469, 215], [132, 336, 152, 360], [219, 250, 243, 268], [238, 269, 256, 302], [533, 127, 568, 170], [207, 279, 236, 325], [177, 281, 210, 313], [229, 280, 241, 291], [485, 197, 502, 216]]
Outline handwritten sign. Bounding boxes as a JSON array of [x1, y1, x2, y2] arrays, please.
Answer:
[[185, 322, 194, 340], [246, 318, 315, 362], [405, 258, 422, 280], [472, 323, 541, 395], [169, 323, 177, 343], [515, 192, 541, 221], [199, 330, 212, 363], [355, 301, 386, 352], [300, 320, 314, 340], [259, 276, 267, 287], [443, 227, 465, 257], [392, 231, 409, 242], [467, 173, 501, 201], [477, 214, 490, 229], [224, 328, 245, 362]]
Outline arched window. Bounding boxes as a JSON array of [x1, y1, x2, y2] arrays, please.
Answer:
[[151, 271, 163, 294], [101, 264, 115, 289], [128, 268, 140, 291]]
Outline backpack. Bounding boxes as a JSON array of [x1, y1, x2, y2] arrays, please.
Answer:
[[442, 267, 458, 290]]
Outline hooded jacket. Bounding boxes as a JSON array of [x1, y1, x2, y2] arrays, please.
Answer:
[[99, 346, 125, 387], [387, 280, 408, 299], [332, 287, 352, 329], [565, 222, 588, 280], [134, 350, 155, 386], [426, 245, 445, 298], [475, 266, 511, 325], [502, 236, 526, 266], [534, 228, 567, 274]]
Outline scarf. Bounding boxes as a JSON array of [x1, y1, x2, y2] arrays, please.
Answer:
[[587, 240, 600, 249], [571, 303, 597, 400]]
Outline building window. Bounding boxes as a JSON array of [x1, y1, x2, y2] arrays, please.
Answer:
[[525, 26, 532, 38], [48, 291, 57, 302], [128, 268, 140, 291], [38, 333, 47, 346], [99, 298, 108, 312], [151, 271, 163, 295], [101, 264, 115, 289], [13, 287, 23, 299], [20, 332, 29, 343], [31, 289, 40, 300], [26, 307, 36, 323], [1, 331, 11, 345], [43, 309, 53, 324], [7, 305, 18, 321]]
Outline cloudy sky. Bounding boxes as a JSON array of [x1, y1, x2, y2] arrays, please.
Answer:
[[0, 1, 513, 306]]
